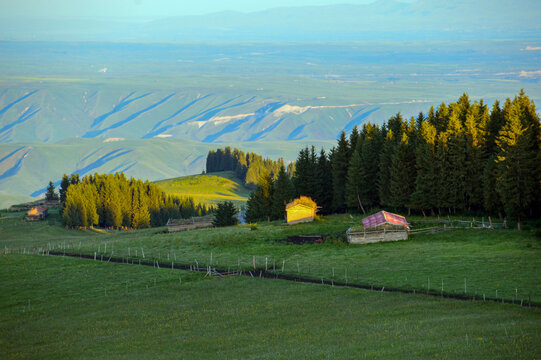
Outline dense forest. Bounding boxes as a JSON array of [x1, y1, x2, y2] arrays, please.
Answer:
[[245, 91, 540, 229], [56, 173, 211, 229], [206, 147, 294, 188]]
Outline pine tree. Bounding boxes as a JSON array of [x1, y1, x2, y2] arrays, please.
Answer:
[[131, 186, 150, 229], [271, 165, 294, 220], [245, 191, 261, 223], [388, 132, 416, 212], [482, 154, 502, 217], [378, 129, 395, 207], [59, 174, 70, 207], [62, 186, 86, 227], [495, 97, 540, 230], [358, 124, 383, 209], [69, 173, 80, 185], [349, 125, 360, 160], [411, 121, 438, 214], [442, 108, 467, 212], [103, 183, 122, 228], [45, 181, 59, 201], [434, 102, 449, 133], [486, 100, 505, 157], [315, 149, 333, 214], [345, 143, 364, 212], [293, 148, 311, 197], [463, 103, 487, 210], [331, 131, 350, 212], [213, 201, 238, 227], [245, 170, 274, 222], [81, 183, 99, 227]]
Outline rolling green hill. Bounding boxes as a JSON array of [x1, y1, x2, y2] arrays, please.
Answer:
[[0, 138, 332, 209], [155, 171, 252, 207]]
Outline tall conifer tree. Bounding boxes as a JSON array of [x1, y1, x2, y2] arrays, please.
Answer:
[[331, 131, 350, 212]]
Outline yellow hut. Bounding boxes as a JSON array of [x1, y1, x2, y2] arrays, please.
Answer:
[[26, 207, 48, 221], [286, 196, 318, 225]]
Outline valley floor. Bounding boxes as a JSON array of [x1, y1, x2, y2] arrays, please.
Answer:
[[1, 254, 540, 359], [1, 210, 540, 358]]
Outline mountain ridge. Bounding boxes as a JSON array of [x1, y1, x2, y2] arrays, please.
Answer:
[[2, 0, 540, 42]]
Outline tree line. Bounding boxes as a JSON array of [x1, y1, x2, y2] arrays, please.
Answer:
[[54, 173, 211, 229], [206, 147, 294, 188], [245, 91, 540, 229]]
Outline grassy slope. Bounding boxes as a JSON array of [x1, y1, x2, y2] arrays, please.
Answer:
[[2, 211, 540, 303], [155, 171, 251, 207], [1, 254, 539, 359], [0, 138, 331, 209]]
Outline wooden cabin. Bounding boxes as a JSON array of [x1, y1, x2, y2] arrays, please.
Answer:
[[166, 216, 214, 232], [347, 211, 409, 244], [286, 196, 318, 225], [26, 207, 48, 221]]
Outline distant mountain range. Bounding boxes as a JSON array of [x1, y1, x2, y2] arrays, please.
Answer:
[[0, 86, 421, 144], [1, 0, 540, 207], [1, 0, 540, 42]]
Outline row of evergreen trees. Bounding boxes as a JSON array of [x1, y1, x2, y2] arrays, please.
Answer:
[[57, 173, 211, 229], [206, 147, 293, 188], [245, 91, 540, 229]]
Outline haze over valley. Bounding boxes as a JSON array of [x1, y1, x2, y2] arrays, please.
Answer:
[[0, 0, 540, 207]]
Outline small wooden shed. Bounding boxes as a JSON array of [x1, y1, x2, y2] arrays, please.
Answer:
[[166, 216, 214, 232], [286, 196, 318, 225], [347, 211, 409, 244], [26, 207, 48, 221]]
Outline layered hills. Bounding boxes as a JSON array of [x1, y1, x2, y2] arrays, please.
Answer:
[[0, 0, 540, 207], [2, 0, 540, 42], [0, 138, 332, 209]]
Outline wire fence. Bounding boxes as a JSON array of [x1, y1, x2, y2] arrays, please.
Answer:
[[411, 217, 507, 229], [2, 242, 537, 309]]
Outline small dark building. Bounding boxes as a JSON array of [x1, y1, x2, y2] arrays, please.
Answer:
[[26, 207, 48, 221]]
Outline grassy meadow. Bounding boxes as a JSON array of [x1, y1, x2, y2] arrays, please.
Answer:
[[154, 171, 251, 207], [2, 208, 540, 304], [1, 254, 540, 359]]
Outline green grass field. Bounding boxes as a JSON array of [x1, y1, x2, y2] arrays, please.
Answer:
[[154, 171, 252, 207], [1, 254, 540, 359], [2, 209, 540, 304]]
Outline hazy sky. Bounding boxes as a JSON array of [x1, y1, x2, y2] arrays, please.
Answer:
[[0, 0, 418, 18]]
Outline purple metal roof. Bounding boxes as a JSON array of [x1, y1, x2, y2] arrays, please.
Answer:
[[362, 211, 409, 229]]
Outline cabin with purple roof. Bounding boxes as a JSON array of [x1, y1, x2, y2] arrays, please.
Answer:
[[347, 211, 409, 244], [362, 211, 409, 230]]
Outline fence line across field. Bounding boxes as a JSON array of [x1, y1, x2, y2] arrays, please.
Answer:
[[411, 217, 506, 228], [1, 245, 535, 308]]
